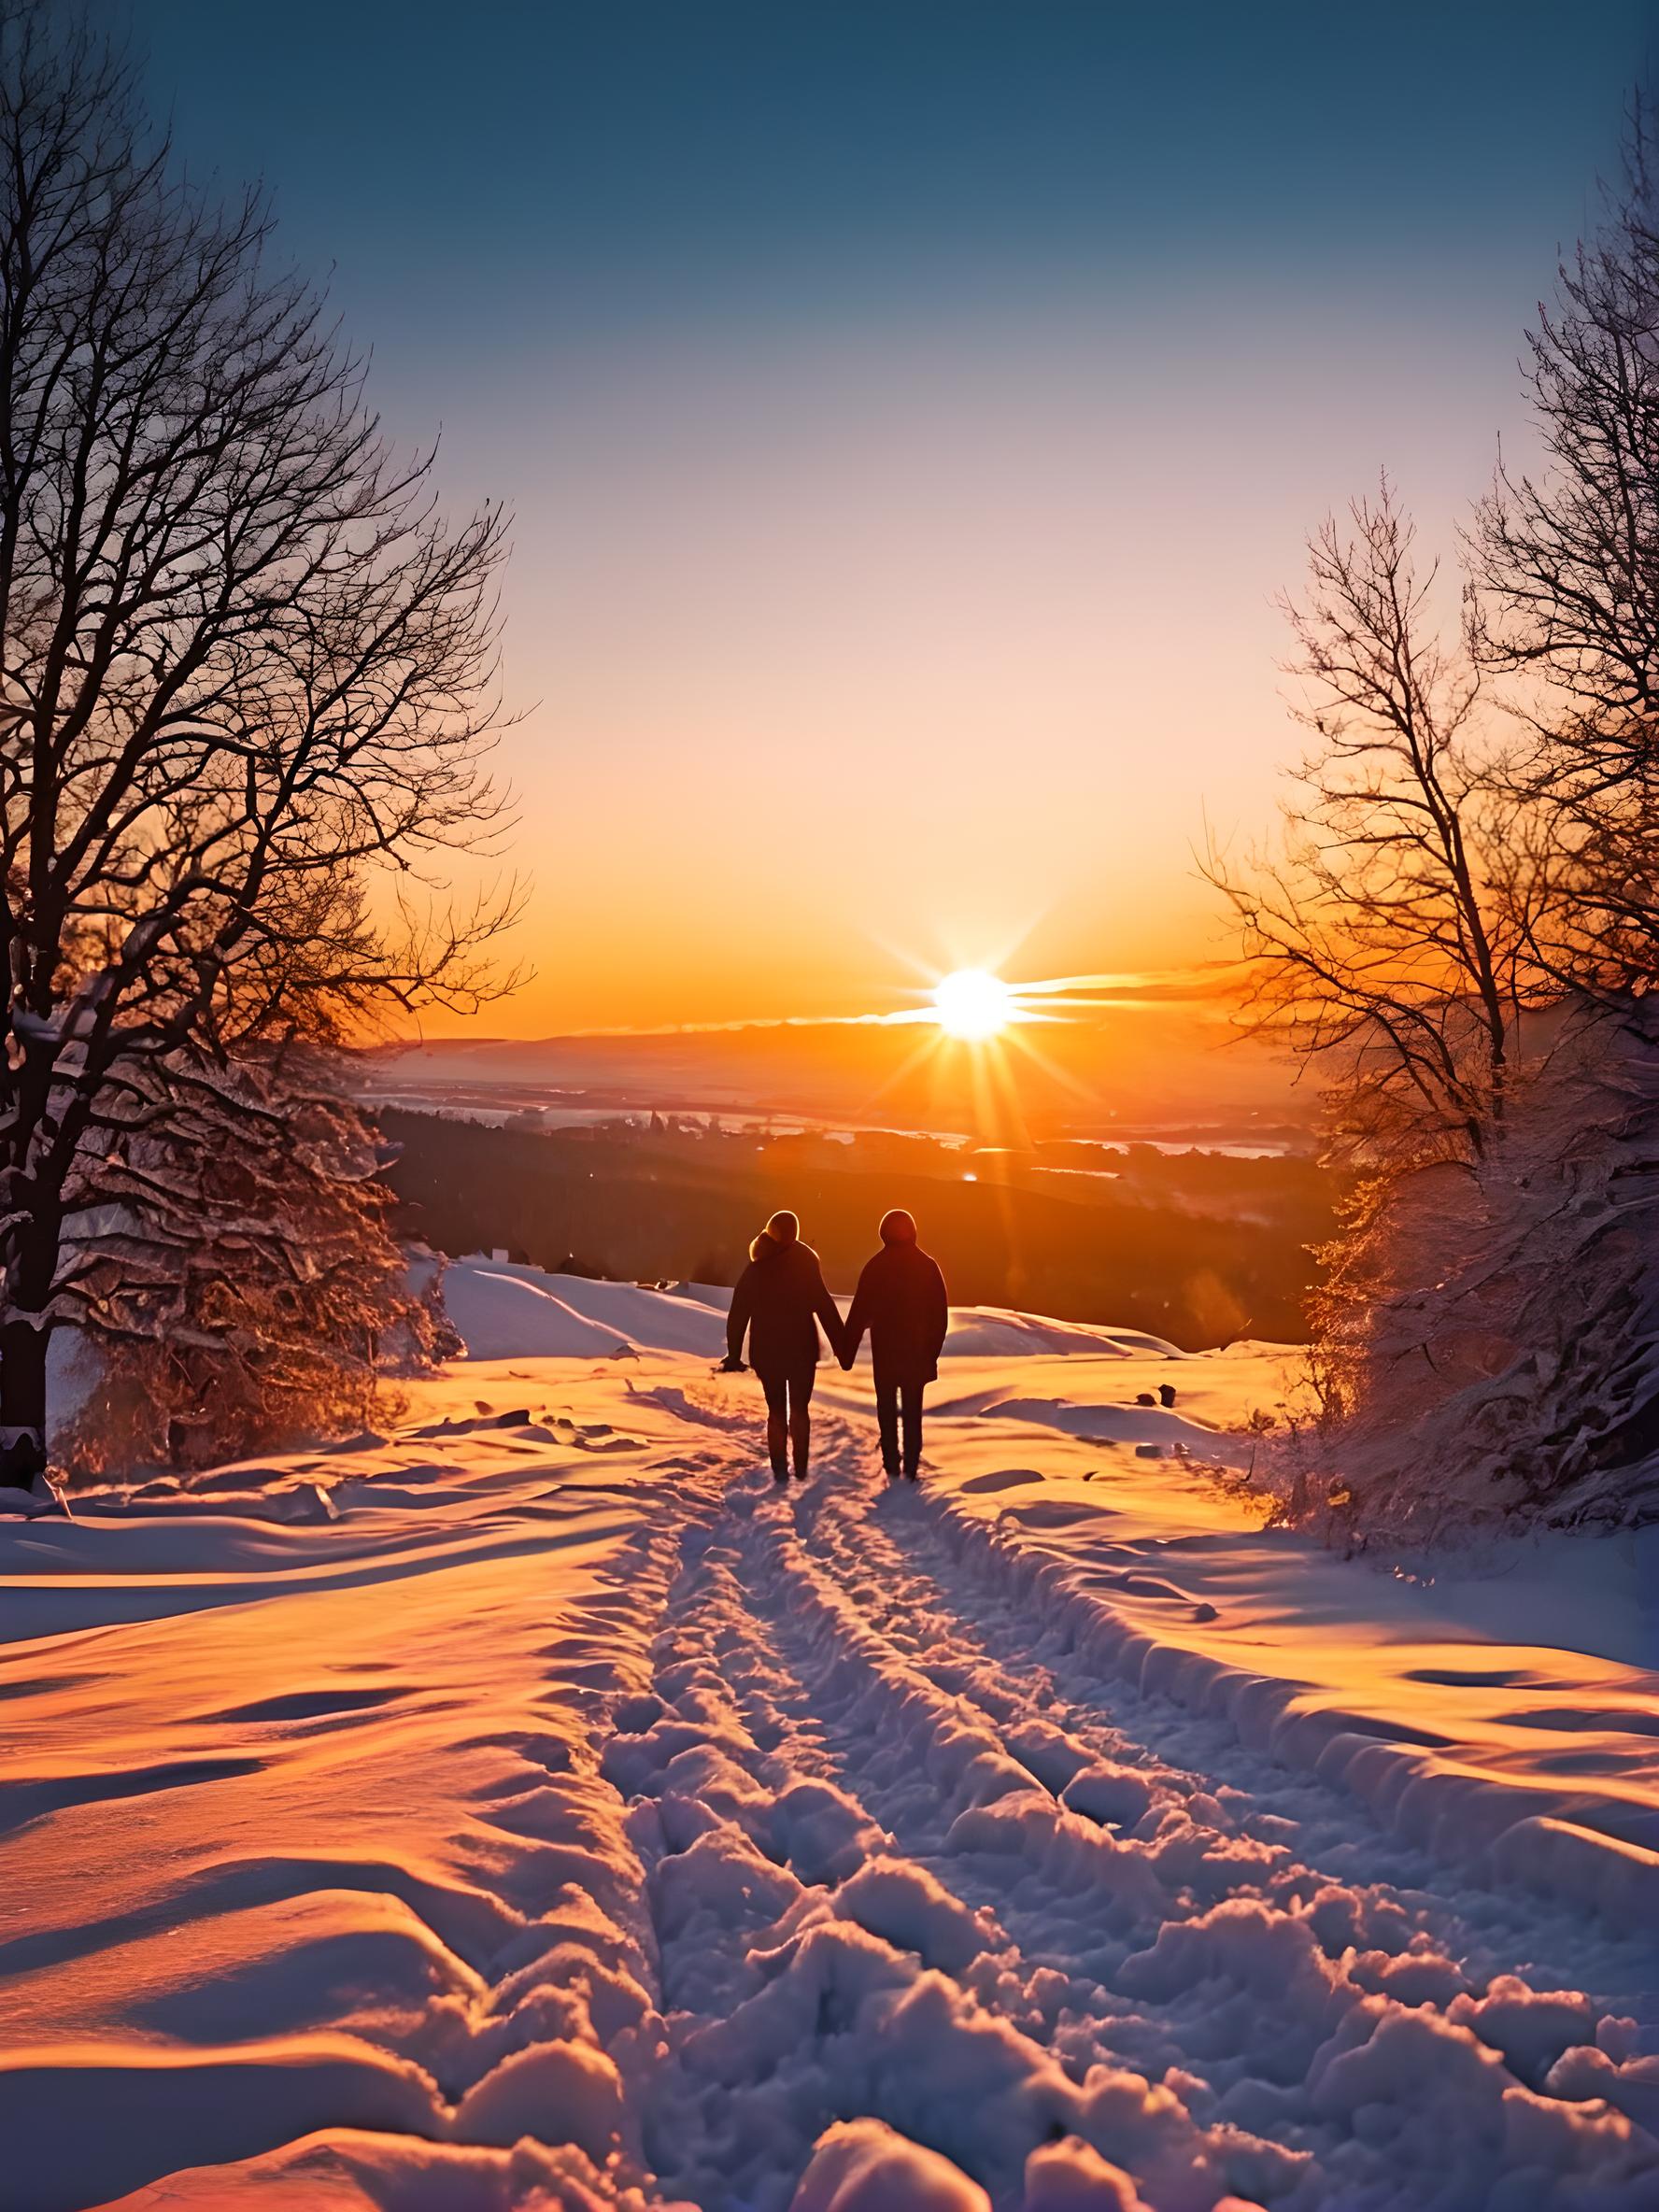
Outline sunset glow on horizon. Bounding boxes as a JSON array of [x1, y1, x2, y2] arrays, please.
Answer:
[[138, 1, 1645, 1042]]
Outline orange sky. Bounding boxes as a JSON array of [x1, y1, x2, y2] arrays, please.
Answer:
[[406, 291, 1548, 1035], [425, 301, 1532, 1037], [140, 3, 1640, 1044]]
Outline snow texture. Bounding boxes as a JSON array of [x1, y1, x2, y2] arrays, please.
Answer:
[[1, 1267, 1654, 2209], [1303, 1000, 1659, 1541]]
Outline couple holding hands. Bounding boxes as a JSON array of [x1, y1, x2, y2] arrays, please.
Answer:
[[718, 1208, 948, 1483]]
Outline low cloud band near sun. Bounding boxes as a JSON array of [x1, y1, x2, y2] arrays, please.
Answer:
[[480, 964, 1243, 1042]]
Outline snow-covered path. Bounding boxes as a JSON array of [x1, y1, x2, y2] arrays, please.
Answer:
[[3, 1300, 1657, 2210], [605, 1397, 1656, 2211]]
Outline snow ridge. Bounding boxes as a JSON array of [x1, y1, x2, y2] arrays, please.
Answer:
[[3, 1354, 1655, 2210], [596, 1403, 1656, 2210]]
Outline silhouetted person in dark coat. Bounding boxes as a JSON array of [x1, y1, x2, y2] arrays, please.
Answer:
[[843, 1209, 948, 1480], [722, 1211, 845, 1480]]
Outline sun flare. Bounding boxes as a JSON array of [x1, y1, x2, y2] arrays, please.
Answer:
[[931, 968, 1014, 1041]]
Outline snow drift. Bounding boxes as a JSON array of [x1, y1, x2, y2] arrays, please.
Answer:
[[2, 1297, 1653, 2209]]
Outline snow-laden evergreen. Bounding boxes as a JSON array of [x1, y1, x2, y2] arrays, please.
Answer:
[[1306, 999, 1659, 1542]]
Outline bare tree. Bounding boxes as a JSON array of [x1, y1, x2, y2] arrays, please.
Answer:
[[1474, 110, 1659, 991], [0, 7, 517, 1473], [1212, 133, 1659, 1538], [1207, 481, 1544, 1174]]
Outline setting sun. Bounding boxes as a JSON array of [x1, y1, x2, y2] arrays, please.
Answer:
[[931, 968, 1014, 1041]]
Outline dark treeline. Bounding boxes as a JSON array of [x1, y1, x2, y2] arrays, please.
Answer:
[[378, 1110, 1335, 1349]]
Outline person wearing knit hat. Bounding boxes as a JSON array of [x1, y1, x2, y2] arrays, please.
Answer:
[[842, 1209, 949, 1480], [720, 1210, 847, 1481]]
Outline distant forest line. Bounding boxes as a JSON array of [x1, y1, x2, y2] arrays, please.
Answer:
[[378, 1110, 1336, 1349]]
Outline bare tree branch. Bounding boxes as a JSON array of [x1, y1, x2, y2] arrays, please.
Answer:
[[0, 4, 524, 1458], [1204, 478, 1545, 1175]]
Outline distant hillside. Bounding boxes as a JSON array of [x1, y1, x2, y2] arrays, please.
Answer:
[[359, 1006, 1305, 1144], [378, 1110, 1334, 1349]]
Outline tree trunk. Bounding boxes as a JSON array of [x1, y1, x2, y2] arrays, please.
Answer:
[[0, 1313, 50, 1484]]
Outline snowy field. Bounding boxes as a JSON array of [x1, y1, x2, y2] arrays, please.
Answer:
[[2, 1263, 1656, 2211]]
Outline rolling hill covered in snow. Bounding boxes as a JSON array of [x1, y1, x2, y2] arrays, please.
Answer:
[[1, 1263, 1655, 2211]]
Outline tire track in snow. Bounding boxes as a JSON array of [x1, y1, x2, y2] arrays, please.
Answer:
[[608, 1433, 1308, 2211], [800, 1461, 1651, 2021], [818, 1462, 1659, 2148], [603, 1389, 1659, 2212], [749, 1444, 1656, 2198]]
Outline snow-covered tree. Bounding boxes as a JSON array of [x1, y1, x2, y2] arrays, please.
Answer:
[[1217, 157, 1659, 1538], [59, 1058, 438, 1476], [0, 7, 517, 1477], [1305, 998, 1659, 1540]]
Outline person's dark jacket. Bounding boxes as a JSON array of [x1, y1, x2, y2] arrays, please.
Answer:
[[844, 1240, 949, 1384], [727, 1238, 845, 1375]]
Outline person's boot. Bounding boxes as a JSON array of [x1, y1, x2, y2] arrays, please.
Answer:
[[878, 1419, 899, 1480]]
